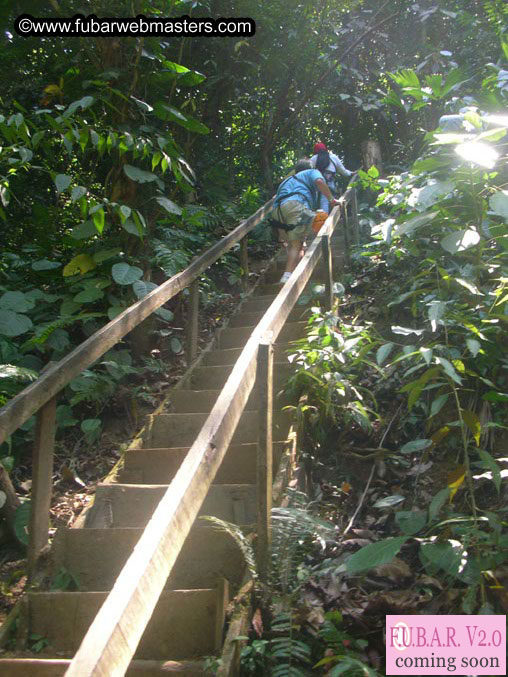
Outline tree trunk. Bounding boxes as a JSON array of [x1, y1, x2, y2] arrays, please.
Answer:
[[261, 147, 274, 193], [361, 139, 383, 175]]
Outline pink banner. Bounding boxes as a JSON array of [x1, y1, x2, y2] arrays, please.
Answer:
[[386, 615, 506, 675]]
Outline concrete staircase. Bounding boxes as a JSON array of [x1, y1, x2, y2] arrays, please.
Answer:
[[0, 240, 345, 676]]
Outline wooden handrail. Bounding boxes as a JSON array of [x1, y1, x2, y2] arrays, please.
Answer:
[[65, 184, 356, 676], [0, 197, 275, 445]]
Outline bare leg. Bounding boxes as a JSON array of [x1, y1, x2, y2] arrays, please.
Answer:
[[285, 240, 303, 272]]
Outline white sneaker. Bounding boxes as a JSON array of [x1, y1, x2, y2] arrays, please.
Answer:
[[279, 271, 292, 284]]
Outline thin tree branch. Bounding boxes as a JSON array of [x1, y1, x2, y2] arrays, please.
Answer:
[[275, 3, 399, 147], [342, 403, 402, 535]]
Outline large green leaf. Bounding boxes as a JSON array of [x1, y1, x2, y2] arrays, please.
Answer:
[[393, 211, 438, 237], [400, 439, 432, 454], [376, 342, 394, 365], [111, 263, 143, 285], [0, 291, 34, 312], [73, 288, 104, 303], [70, 221, 97, 240], [71, 186, 87, 202], [395, 510, 427, 535], [416, 181, 453, 209], [123, 164, 158, 184], [32, 259, 62, 271], [430, 393, 449, 417], [489, 190, 508, 221], [0, 309, 33, 337], [64, 95, 94, 117], [54, 174, 71, 193], [435, 356, 462, 384], [92, 208, 105, 234], [155, 307, 174, 321], [440, 228, 480, 254], [159, 60, 206, 86], [420, 539, 464, 577], [122, 219, 144, 238], [132, 279, 157, 299], [428, 488, 450, 521], [156, 196, 182, 215], [345, 536, 408, 574], [63, 254, 96, 276], [153, 102, 209, 134], [93, 248, 122, 264]]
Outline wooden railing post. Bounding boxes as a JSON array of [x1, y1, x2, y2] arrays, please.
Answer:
[[321, 234, 334, 312], [256, 334, 273, 584], [185, 279, 199, 365], [342, 202, 351, 265], [240, 237, 249, 292], [27, 395, 57, 579], [351, 188, 360, 246]]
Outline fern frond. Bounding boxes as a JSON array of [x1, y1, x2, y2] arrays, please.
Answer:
[[270, 612, 311, 676], [0, 364, 38, 382], [200, 515, 258, 582]]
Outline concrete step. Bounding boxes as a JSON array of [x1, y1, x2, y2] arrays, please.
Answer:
[[166, 383, 294, 413], [228, 306, 312, 328], [0, 658, 206, 676], [259, 280, 330, 296], [166, 390, 226, 414], [217, 321, 306, 349], [144, 409, 291, 448], [119, 441, 286, 485], [185, 361, 293, 390], [265, 260, 344, 283], [51, 525, 245, 592], [203, 343, 301, 366], [85, 484, 257, 528], [26, 590, 220, 659], [239, 296, 277, 313]]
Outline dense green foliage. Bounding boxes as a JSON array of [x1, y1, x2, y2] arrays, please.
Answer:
[[286, 40, 508, 622], [0, 0, 507, 669]]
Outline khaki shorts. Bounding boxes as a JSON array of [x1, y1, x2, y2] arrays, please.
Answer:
[[277, 200, 316, 242]]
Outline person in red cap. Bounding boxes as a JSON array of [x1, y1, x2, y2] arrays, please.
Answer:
[[311, 142, 353, 212]]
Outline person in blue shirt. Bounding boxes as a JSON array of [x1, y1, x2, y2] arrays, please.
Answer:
[[274, 159, 339, 283]]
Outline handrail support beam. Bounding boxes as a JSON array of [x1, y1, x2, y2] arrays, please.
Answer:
[[321, 234, 334, 312], [240, 237, 249, 292], [185, 279, 200, 365], [27, 395, 57, 579], [256, 333, 273, 584]]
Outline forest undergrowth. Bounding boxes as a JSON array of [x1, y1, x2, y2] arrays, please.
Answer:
[[230, 95, 508, 676]]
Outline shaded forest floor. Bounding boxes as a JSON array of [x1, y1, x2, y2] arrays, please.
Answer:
[[241, 253, 508, 675]]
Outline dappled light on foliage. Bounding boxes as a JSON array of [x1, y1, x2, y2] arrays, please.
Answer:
[[0, 0, 507, 673]]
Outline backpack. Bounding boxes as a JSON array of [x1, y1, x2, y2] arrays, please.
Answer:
[[270, 174, 313, 231]]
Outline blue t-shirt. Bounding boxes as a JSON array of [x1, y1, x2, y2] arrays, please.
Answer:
[[277, 169, 323, 210]]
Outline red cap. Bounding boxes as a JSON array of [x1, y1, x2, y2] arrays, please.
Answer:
[[313, 142, 327, 154]]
